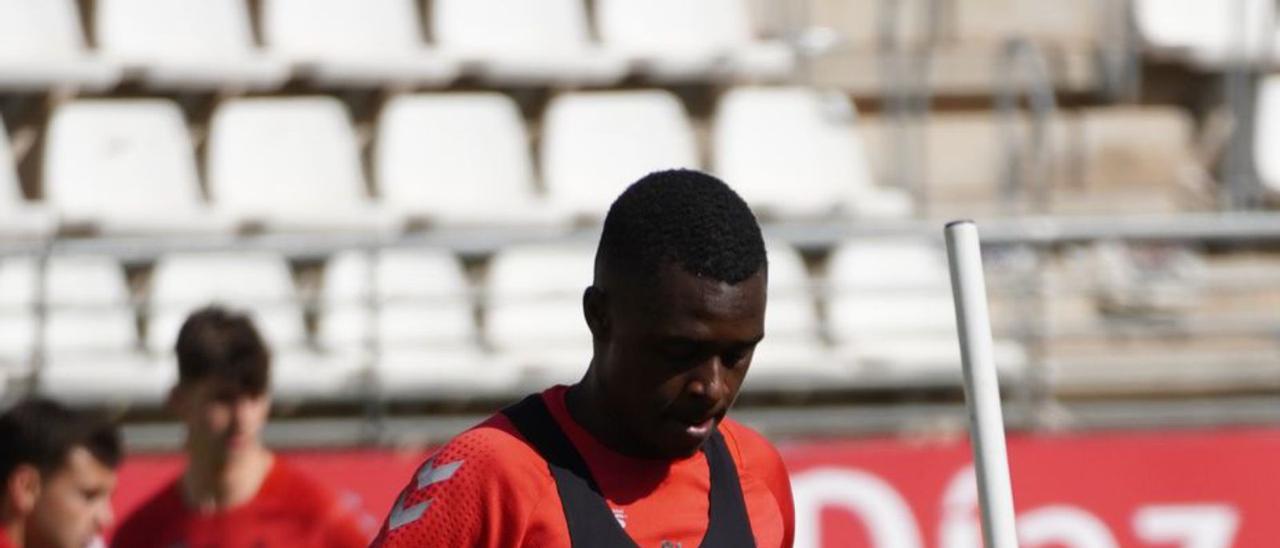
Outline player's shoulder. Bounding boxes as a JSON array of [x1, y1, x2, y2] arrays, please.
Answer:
[[267, 459, 337, 501], [719, 416, 784, 467], [427, 412, 550, 482], [111, 477, 184, 546]]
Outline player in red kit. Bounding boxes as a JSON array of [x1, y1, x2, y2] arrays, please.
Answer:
[[373, 169, 795, 547], [111, 307, 369, 547], [1, 399, 121, 548]]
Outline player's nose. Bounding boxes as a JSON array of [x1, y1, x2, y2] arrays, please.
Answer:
[[686, 357, 727, 403], [96, 502, 115, 531]]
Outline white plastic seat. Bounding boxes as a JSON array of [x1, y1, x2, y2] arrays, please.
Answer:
[[827, 239, 1025, 384], [208, 97, 389, 232], [596, 0, 793, 82], [97, 0, 289, 91], [541, 91, 698, 220], [150, 252, 354, 400], [148, 252, 305, 352], [0, 258, 37, 375], [713, 87, 912, 220], [1058, 106, 1202, 214], [485, 244, 596, 386], [433, 0, 627, 86], [0, 117, 53, 238], [1134, 0, 1279, 66], [43, 100, 228, 234], [37, 255, 170, 404], [376, 94, 555, 227], [0, 0, 121, 91], [263, 0, 458, 87], [744, 241, 848, 391], [321, 249, 515, 398], [1254, 76, 1280, 195]]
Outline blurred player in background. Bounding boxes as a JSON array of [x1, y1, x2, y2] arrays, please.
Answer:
[[111, 307, 367, 547], [374, 169, 795, 547], [0, 398, 122, 548]]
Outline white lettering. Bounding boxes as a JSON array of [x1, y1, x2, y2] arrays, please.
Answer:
[[1019, 506, 1118, 548], [791, 468, 923, 548], [1134, 504, 1240, 548]]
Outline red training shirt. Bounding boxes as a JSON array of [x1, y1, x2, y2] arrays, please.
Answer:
[[0, 525, 14, 548], [372, 385, 795, 547], [111, 459, 370, 548]]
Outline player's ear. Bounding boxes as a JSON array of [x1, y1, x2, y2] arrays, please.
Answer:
[[8, 464, 42, 515], [583, 285, 610, 340], [166, 383, 186, 415]]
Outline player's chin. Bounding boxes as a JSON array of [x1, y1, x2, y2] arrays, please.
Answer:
[[654, 417, 717, 458]]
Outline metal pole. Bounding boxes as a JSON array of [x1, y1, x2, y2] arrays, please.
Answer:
[[945, 220, 1019, 548]]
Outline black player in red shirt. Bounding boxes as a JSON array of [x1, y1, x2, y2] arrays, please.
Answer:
[[374, 169, 795, 547], [112, 307, 368, 547]]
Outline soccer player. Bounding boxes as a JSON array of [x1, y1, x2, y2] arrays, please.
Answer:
[[111, 307, 368, 547], [0, 398, 121, 548], [373, 169, 795, 547]]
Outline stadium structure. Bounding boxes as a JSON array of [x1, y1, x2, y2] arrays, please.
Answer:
[[0, 0, 1276, 546]]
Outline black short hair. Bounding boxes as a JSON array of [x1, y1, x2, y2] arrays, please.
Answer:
[[0, 398, 122, 483], [596, 169, 767, 285], [175, 306, 270, 395]]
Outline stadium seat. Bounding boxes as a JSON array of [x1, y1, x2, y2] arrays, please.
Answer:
[[1254, 76, 1280, 195], [207, 97, 390, 232], [0, 0, 121, 91], [0, 257, 37, 378], [320, 249, 515, 398], [744, 241, 848, 391], [826, 238, 1025, 385], [262, 0, 458, 87], [807, 0, 1097, 96], [375, 93, 555, 227], [43, 100, 228, 234], [149, 252, 358, 400], [97, 0, 289, 91], [0, 118, 53, 238], [595, 0, 793, 82], [541, 91, 698, 220], [37, 255, 171, 405], [432, 0, 628, 86], [712, 87, 912, 220], [1134, 0, 1278, 66], [860, 112, 1059, 217], [1058, 106, 1205, 214], [485, 243, 595, 387]]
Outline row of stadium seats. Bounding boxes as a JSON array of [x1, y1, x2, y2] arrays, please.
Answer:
[[1, 85, 1229, 238], [0, 239, 1027, 405], [0, 0, 790, 91], [1134, 0, 1280, 68], [0, 87, 910, 238], [808, 0, 1105, 95]]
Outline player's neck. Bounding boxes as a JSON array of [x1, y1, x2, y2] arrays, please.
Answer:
[[567, 372, 646, 459], [183, 445, 274, 512]]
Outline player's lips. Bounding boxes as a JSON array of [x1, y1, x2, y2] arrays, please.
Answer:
[[669, 410, 721, 435], [684, 417, 714, 436]]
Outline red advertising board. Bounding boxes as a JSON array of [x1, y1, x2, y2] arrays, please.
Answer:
[[112, 427, 1280, 547]]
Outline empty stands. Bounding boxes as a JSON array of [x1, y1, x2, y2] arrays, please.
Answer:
[[541, 90, 698, 220], [43, 99, 227, 234]]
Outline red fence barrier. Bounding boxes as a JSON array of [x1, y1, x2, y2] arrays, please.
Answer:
[[113, 427, 1280, 547]]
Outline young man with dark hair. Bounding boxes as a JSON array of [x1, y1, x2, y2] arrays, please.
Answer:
[[112, 307, 369, 547], [374, 169, 795, 547], [0, 398, 121, 548]]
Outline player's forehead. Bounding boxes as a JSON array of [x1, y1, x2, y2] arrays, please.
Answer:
[[621, 263, 766, 335], [183, 375, 267, 400], [51, 446, 116, 488]]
